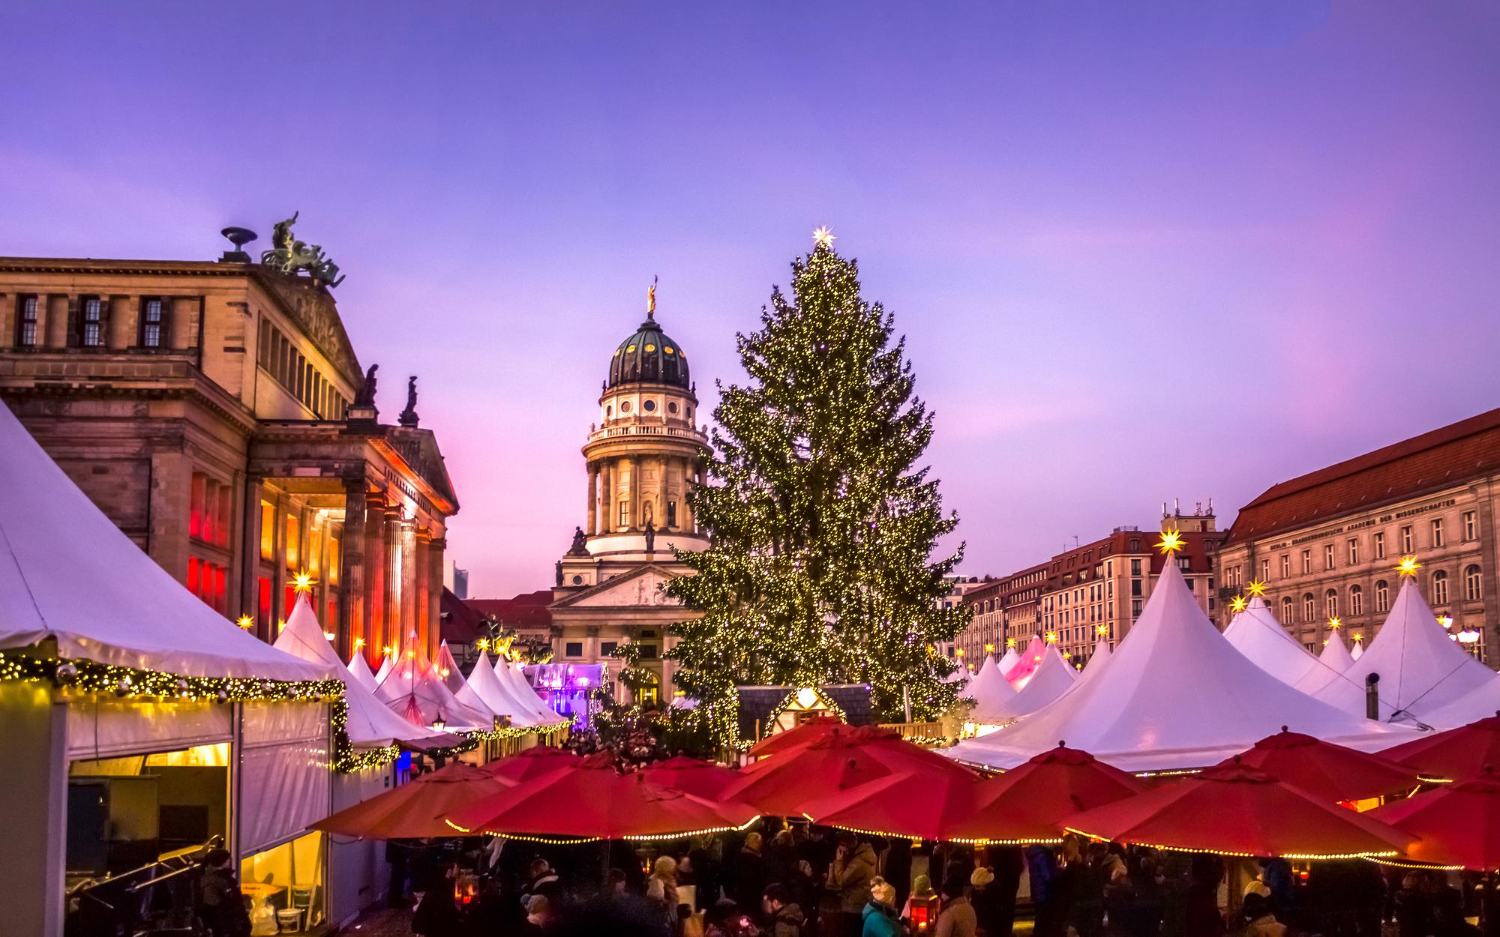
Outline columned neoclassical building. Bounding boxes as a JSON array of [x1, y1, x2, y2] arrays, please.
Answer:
[[549, 300, 709, 706]]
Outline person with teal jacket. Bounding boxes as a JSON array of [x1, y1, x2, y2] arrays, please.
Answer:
[[863, 877, 907, 937]]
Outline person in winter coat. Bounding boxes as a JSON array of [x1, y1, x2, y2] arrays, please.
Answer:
[[862, 877, 906, 937], [827, 833, 879, 937], [197, 848, 250, 937], [1239, 894, 1287, 937], [733, 833, 768, 912], [764, 883, 807, 937], [934, 871, 977, 937], [646, 855, 681, 936]]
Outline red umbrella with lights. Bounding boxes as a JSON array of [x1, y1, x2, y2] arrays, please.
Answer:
[[311, 763, 509, 839], [643, 755, 743, 799], [945, 743, 1145, 844], [1380, 712, 1500, 782], [445, 755, 758, 842], [484, 745, 581, 785], [747, 715, 844, 759], [1223, 727, 1421, 803], [723, 726, 975, 816], [1063, 759, 1416, 859], [802, 769, 985, 841], [1370, 767, 1500, 870]]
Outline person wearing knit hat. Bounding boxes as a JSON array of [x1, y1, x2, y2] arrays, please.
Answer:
[[862, 876, 904, 937], [970, 867, 995, 888]]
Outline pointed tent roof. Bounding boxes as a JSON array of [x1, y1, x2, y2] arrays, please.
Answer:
[[0, 404, 326, 682], [376, 646, 493, 732], [946, 562, 1417, 772], [1352, 640, 1364, 660], [996, 647, 1021, 675], [973, 642, 1077, 724], [348, 652, 379, 695], [1293, 630, 1356, 696], [961, 655, 1018, 717], [1411, 672, 1500, 731], [463, 650, 544, 728], [1004, 636, 1045, 684], [433, 640, 504, 725], [374, 654, 395, 685], [274, 596, 445, 749], [1223, 597, 1321, 686], [495, 657, 566, 725], [1312, 579, 1496, 726], [1077, 638, 1112, 684]]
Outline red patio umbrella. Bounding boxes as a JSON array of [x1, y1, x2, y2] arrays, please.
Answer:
[[1223, 727, 1421, 803], [310, 763, 508, 839], [746, 714, 844, 759], [1381, 712, 1500, 782], [1370, 768, 1500, 870], [484, 745, 581, 785], [802, 769, 985, 841], [1064, 760, 1415, 859], [445, 756, 758, 842], [723, 725, 975, 816], [945, 744, 1146, 844], [643, 755, 743, 799]]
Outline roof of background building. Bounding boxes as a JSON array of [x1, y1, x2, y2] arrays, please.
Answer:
[[734, 684, 876, 744], [1225, 407, 1500, 545], [460, 590, 555, 632]]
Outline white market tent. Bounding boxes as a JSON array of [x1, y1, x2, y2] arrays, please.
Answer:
[[1222, 597, 1321, 687], [464, 650, 548, 728], [1292, 630, 1356, 696], [347, 651, 380, 695], [374, 654, 395, 685], [1077, 637, 1112, 683], [1352, 640, 1365, 660], [1422, 672, 1500, 729], [995, 646, 1021, 676], [1005, 635, 1047, 687], [1312, 578, 1497, 727], [0, 403, 328, 683], [961, 655, 1018, 719], [274, 596, 446, 749], [973, 642, 1077, 724], [497, 657, 567, 725], [435, 640, 503, 726], [376, 648, 494, 732], [946, 562, 1417, 772]]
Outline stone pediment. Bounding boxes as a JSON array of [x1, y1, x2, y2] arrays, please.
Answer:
[[255, 269, 363, 385], [551, 564, 683, 609], [383, 427, 459, 512]]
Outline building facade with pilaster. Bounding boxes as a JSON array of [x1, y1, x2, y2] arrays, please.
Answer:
[[0, 228, 458, 666]]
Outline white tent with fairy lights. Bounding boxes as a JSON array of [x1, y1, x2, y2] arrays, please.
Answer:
[[463, 650, 550, 728], [435, 639, 504, 727], [347, 651, 380, 695], [961, 655, 1017, 717], [973, 641, 1077, 724], [496, 657, 568, 725], [945, 557, 1417, 773], [274, 595, 447, 749], [376, 645, 494, 732], [1223, 596, 1321, 687], [1293, 629, 1357, 696], [1311, 569, 1496, 727]]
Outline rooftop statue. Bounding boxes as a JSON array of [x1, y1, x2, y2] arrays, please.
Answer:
[[398, 375, 420, 427], [261, 211, 346, 288], [353, 363, 379, 408]]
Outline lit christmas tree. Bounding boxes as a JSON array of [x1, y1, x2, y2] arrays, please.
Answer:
[[668, 229, 968, 732]]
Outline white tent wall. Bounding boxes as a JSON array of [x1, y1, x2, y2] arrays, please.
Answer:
[[328, 767, 397, 926], [237, 701, 332, 857], [65, 698, 232, 761], [0, 683, 67, 937]]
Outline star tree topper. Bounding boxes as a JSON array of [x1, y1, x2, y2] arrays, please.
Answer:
[[812, 226, 836, 250]]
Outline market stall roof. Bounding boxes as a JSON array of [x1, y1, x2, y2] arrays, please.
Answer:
[[374, 654, 395, 685], [1294, 632, 1356, 696], [1312, 578, 1496, 727], [1381, 712, 1500, 782], [973, 643, 1076, 725], [273, 596, 446, 749], [347, 652, 379, 695], [945, 563, 1416, 772], [1352, 640, 1364, 660], [498, 659, 568, 725], [945, 744, 1145, 844], [435, 640, 503, 726], [1223, 598, 1321, 687], [0, 403, 327, 682], [1077, 638, 1112, 684], [376, 647, 493, 732], [1370, 767, 1500, 870], [463, 650, 545, 728], [1004, 636, 1046, 685], [995, 647, 1021, 677], [312, 763, 509, 839], [1222, 727, 1420, 803], [960, 655, 1017, 713], [643, 755, 743, 799], [1421, 677, 1500, 736]]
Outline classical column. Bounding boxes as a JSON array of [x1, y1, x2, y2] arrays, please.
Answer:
[[107, 295, 133, 350], [586, 463, 598, 536], [239, 474, 263, 624], [385, 505, 403, 650], [414, 532, 431, 655], [364, 496, 388, 656], [625, 456, 638, 531], [600, 461, 614, 533], [428, 538, 445, 660], [147, 447, 191, 594], [400, 518, 418, 651], [340, 479, 368, 659]]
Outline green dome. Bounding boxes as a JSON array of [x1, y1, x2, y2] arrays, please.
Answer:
[[608, 314, 690, 389]]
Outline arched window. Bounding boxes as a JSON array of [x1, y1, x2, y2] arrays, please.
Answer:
[[1281, 596, 1294, 623], [1375, 580, 1389, 613], [1349, 584, 1363, 617], [1324, 589, 1339, 619], [1433, 570, 1450, 605], [1465, 565, 1483, 603], [1303, 593, 1315, 623]]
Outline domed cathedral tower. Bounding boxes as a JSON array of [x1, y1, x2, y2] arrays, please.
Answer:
[[548, 284, 709, 707]]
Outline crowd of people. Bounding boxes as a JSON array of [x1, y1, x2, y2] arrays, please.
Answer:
[[368, 822, 1500, 937]]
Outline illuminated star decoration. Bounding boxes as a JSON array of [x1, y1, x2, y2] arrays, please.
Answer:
[[1096, 625, 1109, 636], [1352, 633, 1363, 643], [236, 615, 254, 630], [812, 226, 836, 250], [1045, 631, 1058, 643], [1229, 596, 1248, 613], [984, 643, 995, 653], [354, 637, 365, 649], [1396, 555, 1422, 578], [292, 571, 316, 594], [1246, 580, 1267, 597], [476, 638, 491, 652], [382, 644, 395, 657], [1006, 638, 1016, 647], [1156, 529, 1185, 555], [1328, 616, 1342, 630]]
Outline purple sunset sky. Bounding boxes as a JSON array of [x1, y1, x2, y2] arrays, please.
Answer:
[[3, 3, 1498, 596]]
